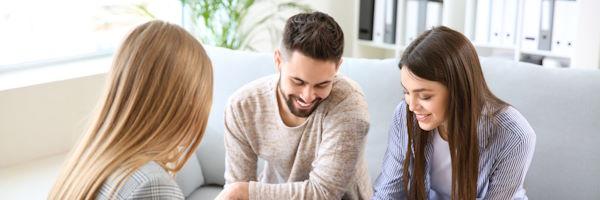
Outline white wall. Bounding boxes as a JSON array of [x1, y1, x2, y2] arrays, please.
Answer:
[[572, 0, 600, 69], [0, 74, 105, 167]]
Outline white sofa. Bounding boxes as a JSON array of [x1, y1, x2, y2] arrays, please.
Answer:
[[176, 47, 600, 199], [1, 47, 599, 199]]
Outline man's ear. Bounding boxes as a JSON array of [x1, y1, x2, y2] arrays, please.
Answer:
[[274, 49, 282, 73], [335, 58, 343, 72]]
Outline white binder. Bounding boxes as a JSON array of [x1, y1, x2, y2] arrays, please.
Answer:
[[489, 0, 505, 45], [538, 0, 554, 50], [502, 0, 518, 46], [551, 0, 577, 55], [521, 0, 542, 51], [426, 1, 443, 30], [475, 0, 492, 44], [404, 0, 420, 43], [373, 0, 386, 43]]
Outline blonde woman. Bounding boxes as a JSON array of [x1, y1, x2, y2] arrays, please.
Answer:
[[48, 20, 213, 199]]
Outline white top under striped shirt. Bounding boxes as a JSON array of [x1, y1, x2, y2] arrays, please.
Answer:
[[373, 101, 536, 200], [431, 130, 452, 199]]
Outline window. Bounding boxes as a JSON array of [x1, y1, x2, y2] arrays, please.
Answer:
[[0, 0, 182, 71]]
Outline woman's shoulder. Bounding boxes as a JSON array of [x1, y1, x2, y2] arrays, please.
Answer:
[[97, 161, 184, 200], [489, 105, 536, 145], [393, 101, 407, 118]]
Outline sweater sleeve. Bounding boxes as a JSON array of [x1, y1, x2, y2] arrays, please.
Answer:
[[224, 101, 259, 184]]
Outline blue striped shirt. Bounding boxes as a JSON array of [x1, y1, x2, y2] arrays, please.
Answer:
[[373, 101, 536, 200]]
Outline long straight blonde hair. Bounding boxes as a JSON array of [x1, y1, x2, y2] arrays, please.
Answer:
[[49, 20, 213, 199]]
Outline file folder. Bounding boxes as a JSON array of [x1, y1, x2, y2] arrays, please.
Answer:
[[502, 0, 518, 45], [489, 0, 505, 45], [521, 0, 542, 51], [551, 0, 577, 55], [373, 0, 386, 43], [538, 0, 555, 50], [384, 0, 398, 44], [475, 0, 492, 44], [358, 0, 375, 40]]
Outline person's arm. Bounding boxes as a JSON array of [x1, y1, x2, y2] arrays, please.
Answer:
[[224, 102, 258, 184], [483, 109, 536, 200], [372, 102, 409, 200], [246, 95, 370, 200]]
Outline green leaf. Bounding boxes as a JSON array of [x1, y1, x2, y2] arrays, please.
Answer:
[[180, 0, 312, 51]]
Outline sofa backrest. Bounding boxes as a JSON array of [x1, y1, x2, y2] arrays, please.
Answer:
[[177, 47, 600, 199], [480, 57, 600, 199], [189, 47, 275, 186]]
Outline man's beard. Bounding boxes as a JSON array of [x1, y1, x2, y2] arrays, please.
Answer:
[[278, 83, 323, 118]]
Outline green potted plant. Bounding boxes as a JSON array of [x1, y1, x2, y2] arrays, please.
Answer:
[[181, 0, 312, 51]]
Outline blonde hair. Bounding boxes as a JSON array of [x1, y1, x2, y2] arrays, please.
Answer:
[[49, 20, 213, 199]]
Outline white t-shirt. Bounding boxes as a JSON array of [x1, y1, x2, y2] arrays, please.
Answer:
[[431, 130, 452, 199]]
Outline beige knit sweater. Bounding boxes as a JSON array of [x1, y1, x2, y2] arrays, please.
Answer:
[[224, 74, 372, 200]]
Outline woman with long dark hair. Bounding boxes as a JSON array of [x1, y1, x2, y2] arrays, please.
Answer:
[[373, 26, 536, 200]]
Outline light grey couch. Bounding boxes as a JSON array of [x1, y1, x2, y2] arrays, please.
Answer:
[[175, 47, 600, 199]]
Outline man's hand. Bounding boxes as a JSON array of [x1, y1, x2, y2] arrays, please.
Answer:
[[215, 182, 249, 200]]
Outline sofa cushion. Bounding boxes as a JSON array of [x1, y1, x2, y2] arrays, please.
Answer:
[[195, 47, 275, 186], [175, 153, 205, 197], [338, 57, 402, 181], [186, 185, 222, 200]]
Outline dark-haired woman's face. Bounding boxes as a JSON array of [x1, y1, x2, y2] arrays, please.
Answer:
[[400, 66, 449, 132]]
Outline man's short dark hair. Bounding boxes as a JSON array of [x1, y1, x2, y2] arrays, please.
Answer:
[[281, 11, 344, 63]]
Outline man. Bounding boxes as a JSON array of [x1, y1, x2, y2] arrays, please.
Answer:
[[216, 11, 372, 200]]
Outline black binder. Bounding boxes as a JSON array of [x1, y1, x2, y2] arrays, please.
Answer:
[[358, 0, 375, 40]]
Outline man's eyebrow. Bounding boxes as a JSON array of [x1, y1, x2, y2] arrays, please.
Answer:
[[316, 80, 332, 85], [291, 77, 305, 83], [291, 77, 332, 85]]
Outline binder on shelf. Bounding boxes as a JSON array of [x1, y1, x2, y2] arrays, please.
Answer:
[[383, 0, 398, 44], [404, 0, 422, 44], [551, 0, 577, 55], [373, 0, 386, 43], [489, 0, 505, 45], [502, 0, 518, 46], [474, 0, 492, 44], [358, 0, 375, 40], [521, 0, 542, 51], [404, 0, 442, 44], [538, 0, 555, 51], [426, 0, 443, 30]]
